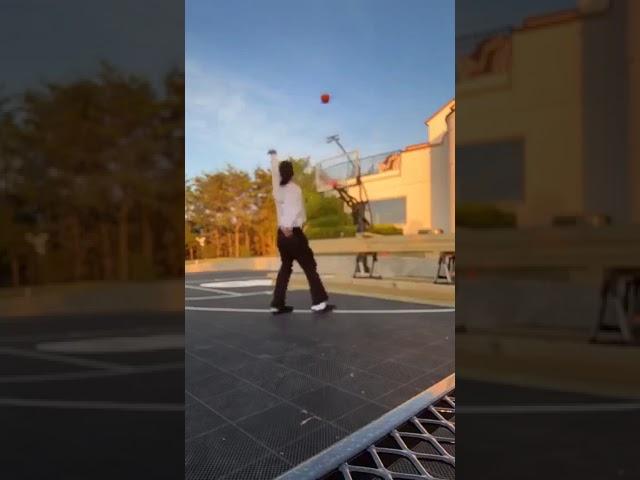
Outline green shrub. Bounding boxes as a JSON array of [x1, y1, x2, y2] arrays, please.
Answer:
[[305, 191, 346, 219], [368, 224, 403, 235], [305, 225, 357, 239], [306, 213, 352, 228], [456, 204, 516, 228]]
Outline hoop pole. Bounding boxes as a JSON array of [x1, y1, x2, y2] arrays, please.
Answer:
[[328, 136, 372, 231]]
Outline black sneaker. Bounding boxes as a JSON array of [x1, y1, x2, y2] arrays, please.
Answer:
[[311, 303, 335, 314], [270, 305, 294, 315]]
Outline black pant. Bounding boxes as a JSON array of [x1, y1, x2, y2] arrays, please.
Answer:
[[271, 228, 328, 308]]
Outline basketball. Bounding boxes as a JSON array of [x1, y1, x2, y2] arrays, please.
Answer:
[[321, 93, 330, 104]]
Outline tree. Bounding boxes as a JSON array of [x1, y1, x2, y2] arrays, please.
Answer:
[[183, 156, 352, 259], [1, 64, 185, 286]]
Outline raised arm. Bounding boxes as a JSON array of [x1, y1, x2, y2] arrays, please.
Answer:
[[268, 149, 280, 193]]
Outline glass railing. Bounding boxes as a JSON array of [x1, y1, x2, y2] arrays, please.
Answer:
[[456, 26, 513, 82], [322, 150, 402, 182]]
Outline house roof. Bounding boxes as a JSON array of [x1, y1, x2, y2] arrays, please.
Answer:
[[403, 142, 430, 152], [424, 98, 455, 126]]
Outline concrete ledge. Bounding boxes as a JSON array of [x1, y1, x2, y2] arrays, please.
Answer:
[[457, 331, 640, 398], [269, 273, 455, 307], [186, 257, 280, 273], [186, 255, 443, 279], [310, 234, 454, 255], [0, 280, 184, 317]]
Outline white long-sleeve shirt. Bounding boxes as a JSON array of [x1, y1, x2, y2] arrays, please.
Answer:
[[270, 152, 306, 229]]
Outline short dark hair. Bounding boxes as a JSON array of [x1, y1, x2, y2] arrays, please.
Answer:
[[279, 161, 294, 186]]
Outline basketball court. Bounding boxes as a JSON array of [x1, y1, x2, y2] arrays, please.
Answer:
[[0, 308, 184, 479], [185, 270, 454, 479]]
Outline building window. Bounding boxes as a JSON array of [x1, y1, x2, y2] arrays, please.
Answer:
[[457, 139, 524, 203], [370, 197, 406, 224]]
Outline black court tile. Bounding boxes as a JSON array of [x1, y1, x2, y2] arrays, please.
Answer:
[[187, 333, 221, 351], [409, 371, 447, 392], [3, 407, 183, 480], [233, 338, 301, 357], [185, 271, 455, 478], [0, 352, 93, 375], [237, 403, 325, 450], [278, 354, 353, 383], [334, 402, 389, 433], [186, 423, 273, 480], [367, 359, 428, 384], [185, 355, 218, 383], [186, 368, 247, 401], [392, 348, 448, 368], [190, 344, 256, 371], [202, 383, 283, 422], [334, 369, 402, 400], [185, 401, 227, 440], [5, 370, 183, 403], [220, 453, 291, 480], [300, 345, 383, 370], [279, 423, 348, 465], [375, 384, 423, 409], [290, 385, 366, 421], [207, 333, 258, 350], [235, 359, 323, 400], [59, 348, 185, 367], [185, 391, 197, 407], [437, 361, 455, 377]]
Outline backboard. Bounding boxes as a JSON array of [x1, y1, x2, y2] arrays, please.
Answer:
[[314, 150, 360, 192]]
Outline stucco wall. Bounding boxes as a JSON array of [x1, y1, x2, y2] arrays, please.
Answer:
[[457, 21, 584, 226]]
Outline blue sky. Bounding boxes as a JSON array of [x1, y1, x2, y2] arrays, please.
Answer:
[[186, 0, 455, 177], [0, 0, 182, 95], [456, 0, 577, 34]]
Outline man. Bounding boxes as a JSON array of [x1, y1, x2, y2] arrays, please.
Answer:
[[268, 149, 334, 314]]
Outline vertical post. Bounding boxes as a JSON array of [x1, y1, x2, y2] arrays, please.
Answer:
[[446, 106, 456, 233]]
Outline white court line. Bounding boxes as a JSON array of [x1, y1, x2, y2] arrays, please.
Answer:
[[186, 290, 272, 301], [0, 347, 128, 371], [0, 398, 183, 412], [36, 334, 184, 354], [186, 306, 454, 314], [185, 285, 240, 296], [458, 403, 640, 414], [185, 276, 268, 285], [201, 279, 272, 288], [0, 362, 184, 384]]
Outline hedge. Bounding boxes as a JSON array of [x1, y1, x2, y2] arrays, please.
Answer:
[[305, 225, 357, 239], [368, 224, 403, 235], [456, 204, 516, 228], [306, 214, 352, 228]]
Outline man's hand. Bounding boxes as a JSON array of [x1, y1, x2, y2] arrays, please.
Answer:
[[282, 227, 293, 238]]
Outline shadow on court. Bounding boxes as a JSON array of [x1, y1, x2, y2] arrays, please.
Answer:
[[185, 270, 454, 480]]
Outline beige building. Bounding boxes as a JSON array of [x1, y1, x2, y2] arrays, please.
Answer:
[[318, 100, 455, 234], [457, 0, 639, 226]]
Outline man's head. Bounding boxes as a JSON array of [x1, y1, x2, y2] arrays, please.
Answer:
[[279, 160, 294, 186]]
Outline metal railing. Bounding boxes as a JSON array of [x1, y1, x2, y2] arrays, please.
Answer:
[[276, 375, 455, 480], [456, 26, 513, 59], [321, 150, 402, 183]]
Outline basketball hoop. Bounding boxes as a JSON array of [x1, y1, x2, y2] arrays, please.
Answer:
[[314, 150, 359, 193]]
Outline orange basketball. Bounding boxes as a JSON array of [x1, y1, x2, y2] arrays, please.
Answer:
[[321, 93, 330, 104]]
